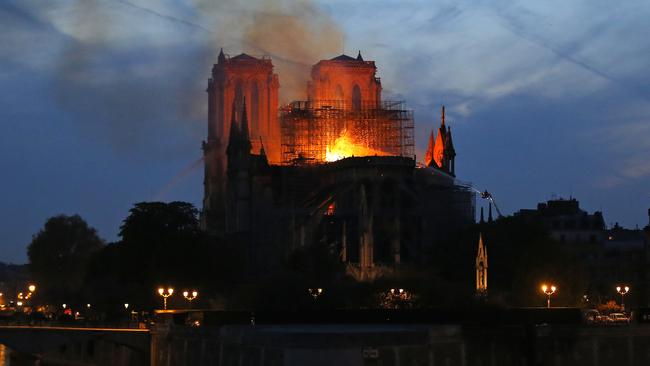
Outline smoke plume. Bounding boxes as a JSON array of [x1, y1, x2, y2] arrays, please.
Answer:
[[50, 0, 343, 153], [195, 0, 344, 103]]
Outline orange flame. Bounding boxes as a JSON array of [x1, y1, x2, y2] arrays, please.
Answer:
[[325, 129, 387, 162]]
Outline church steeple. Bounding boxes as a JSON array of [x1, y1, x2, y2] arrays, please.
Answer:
[[433, 105, 447, 168], [476, 233, 488, 296], [226, 99, 239, 156], [218, 48, 226, 64], [259, 137, 268, 166], [356, 50, 364, 61], [488, 202, 493, 223], [240, 97, 251, 149], [444, 126, 456, 175], [226, 98, 251, 160]]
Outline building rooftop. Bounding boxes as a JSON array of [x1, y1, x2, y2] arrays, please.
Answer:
[[330, 54, 358, 61], [230, 53, 259, 61]]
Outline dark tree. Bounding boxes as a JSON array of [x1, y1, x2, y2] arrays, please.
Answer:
[[119, 201, 200, 244], [27, 214, 104, 302], [83, 202, 220, 312]]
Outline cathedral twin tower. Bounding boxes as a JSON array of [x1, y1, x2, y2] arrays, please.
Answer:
[[202, 49, 457, 234]]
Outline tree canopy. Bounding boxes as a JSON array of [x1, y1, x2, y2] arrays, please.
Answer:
[[83, 201, 219, 311], [27, 214, 104, 302]]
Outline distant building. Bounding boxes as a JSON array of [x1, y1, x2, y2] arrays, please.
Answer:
[[515, 198, 650, 306], [603, 223, 646, 304], [515, 198, 606, 244]]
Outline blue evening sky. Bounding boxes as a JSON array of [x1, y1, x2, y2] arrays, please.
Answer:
[[1, 0, 649, 263]]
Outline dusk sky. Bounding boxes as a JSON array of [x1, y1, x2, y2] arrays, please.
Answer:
[[2, 0, 649, 264]]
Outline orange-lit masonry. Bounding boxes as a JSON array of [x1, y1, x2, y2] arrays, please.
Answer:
[[280, 53, 413, 164], [201, 52, 468, 273]]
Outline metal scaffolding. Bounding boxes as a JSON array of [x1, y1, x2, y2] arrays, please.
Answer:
[[280, 100, 414, 164]]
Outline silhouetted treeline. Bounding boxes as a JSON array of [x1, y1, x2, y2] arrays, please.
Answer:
[[27, 203, 587, 314]]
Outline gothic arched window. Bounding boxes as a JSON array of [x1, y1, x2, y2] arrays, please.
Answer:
[[352, 84, 361, 111], [335, 84, 344, 106]]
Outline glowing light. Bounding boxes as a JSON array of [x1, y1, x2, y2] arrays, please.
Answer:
[[325, 202, 336, 216], [157, 287, 174, 310], [308, 288, 324, 299], [28, 285, 36, 293], [541, 283, 557, 308], [183, 290, 198, 301], [325, 129, 387, 162]]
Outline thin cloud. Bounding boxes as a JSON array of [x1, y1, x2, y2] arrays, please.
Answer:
[[112, 0, 211, 32], [489, 7, 650, 103]]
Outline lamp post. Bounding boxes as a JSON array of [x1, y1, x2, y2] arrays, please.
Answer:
[[157, 287, 174, 310], [308, 288, 323, 300], [541, 284, 557, 308], [616, 285, 630, 312], [390, 288, 405, 296], [182, 290, 198, 308]]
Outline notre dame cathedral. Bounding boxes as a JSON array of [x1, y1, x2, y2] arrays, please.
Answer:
[[201, 50, 475, 280]]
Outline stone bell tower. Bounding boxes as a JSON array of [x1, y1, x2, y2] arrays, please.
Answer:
[[202, 50, 279, 234]]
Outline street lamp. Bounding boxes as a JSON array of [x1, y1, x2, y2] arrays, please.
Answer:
[[28, 284, 36, 293], [124, 303, 129, 310], [541, 284, 557, 308], [157, 287, 174, 310], [182, 290, 198, 308], [308, 288, 323, 300], [616, 285, 630, 312]]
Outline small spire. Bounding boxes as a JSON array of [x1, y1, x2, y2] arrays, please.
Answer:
[[478, 233, 486, 256], [356, 50, 363, 61], [240, 97, 249, 140], [226, 99, 239, 154], [445, 126, 455, 154], [259, 137, 268, 165], [239, 97, 252, 153], [441, 105, 445, 126], [259, 137, 266, 156], [218, 48, 225, 64], [230, 99, 238, 135], [488, 202, 493, 223]]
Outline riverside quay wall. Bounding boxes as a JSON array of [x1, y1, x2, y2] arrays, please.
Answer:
[[150, 309, 650, 366]]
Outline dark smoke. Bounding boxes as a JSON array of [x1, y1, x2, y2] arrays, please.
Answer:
[[51, 0, 343, 153]]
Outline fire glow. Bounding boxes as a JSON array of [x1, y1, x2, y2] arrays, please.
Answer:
[[325, 129, 388, 162]]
